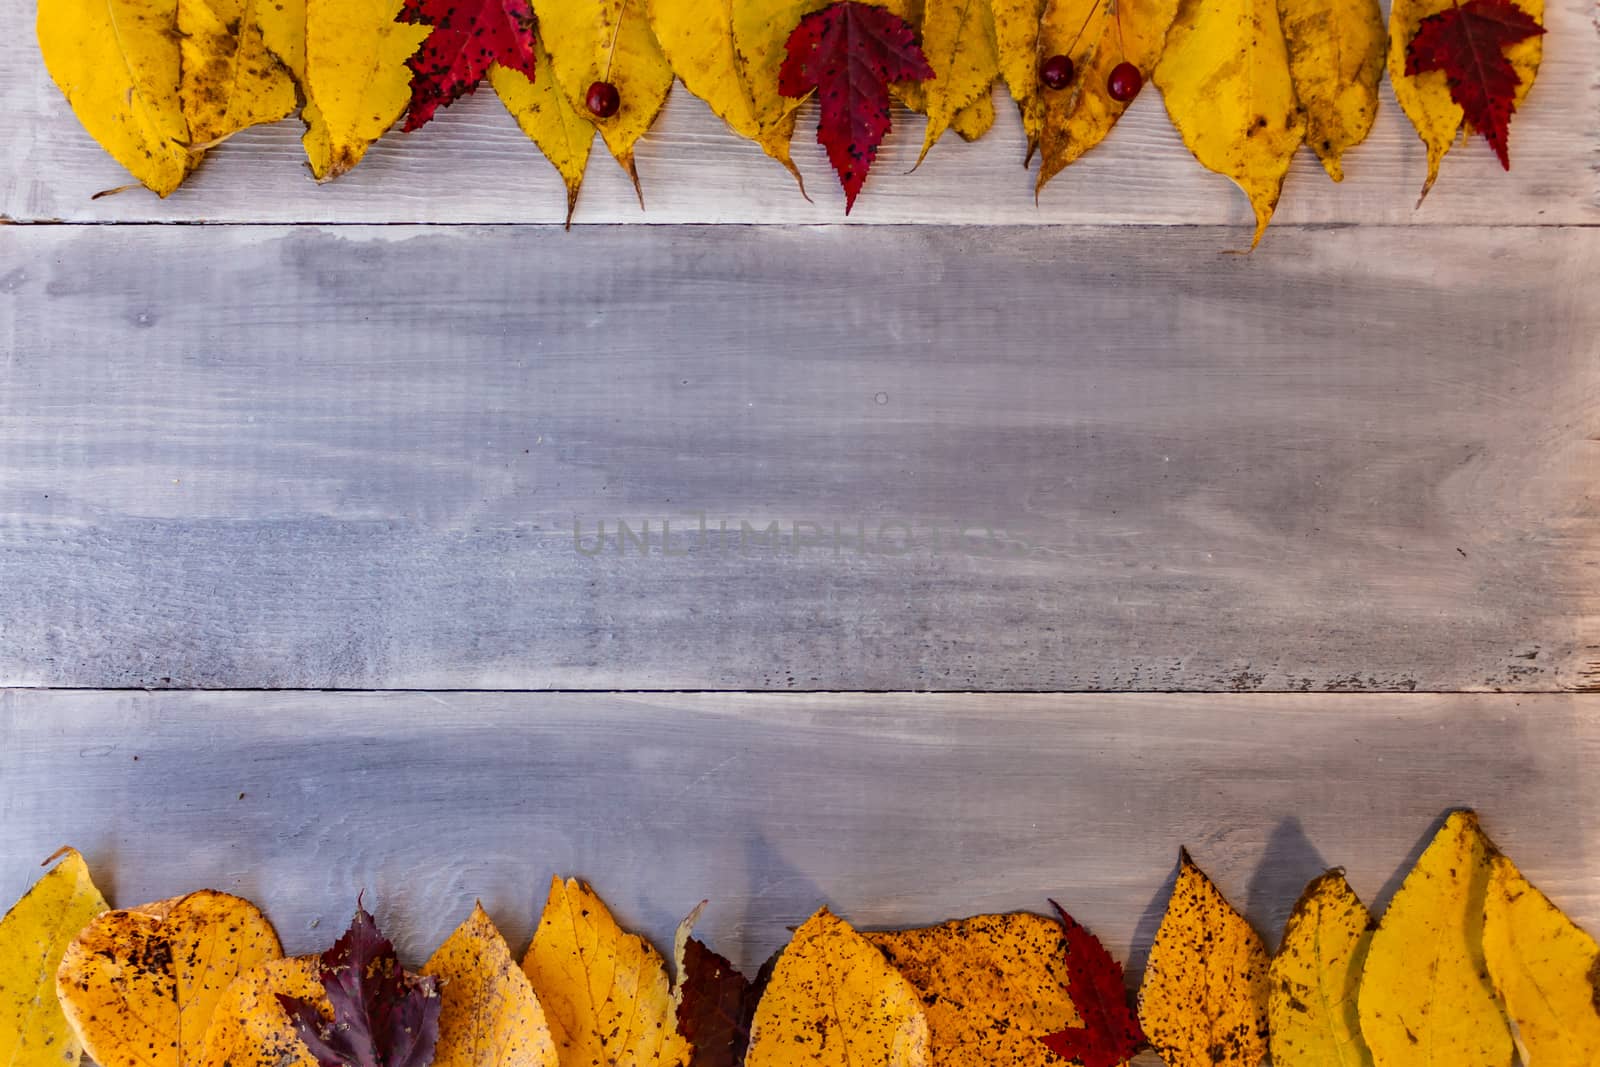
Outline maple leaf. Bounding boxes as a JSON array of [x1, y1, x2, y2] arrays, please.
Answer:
[[778, 1, 934, 213], [674, 904, 763, 1067], [403, 0, 539, 130], [279, 900, 443, 1067], [1405, 0, 1543, 168], [1039, 901, 1145, 1067]]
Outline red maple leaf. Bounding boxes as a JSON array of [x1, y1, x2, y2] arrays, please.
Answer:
[[279, 899, 442, 1067], [1405, 0, 1544, 168], [1039, 900, 1146, 1067], [779, 1, 934, 213], [402, 0, 539, 131]]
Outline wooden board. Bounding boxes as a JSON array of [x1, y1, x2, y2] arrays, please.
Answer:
[[1, 224, 1595, 691], [1, 0, 1594, 227], [3, 691, 1596, 995]]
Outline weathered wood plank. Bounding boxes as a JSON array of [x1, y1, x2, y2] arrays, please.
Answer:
[[0, 0, 1594, 226], [1, 689, 1596, 1062], [1, 224, 1595, 691]]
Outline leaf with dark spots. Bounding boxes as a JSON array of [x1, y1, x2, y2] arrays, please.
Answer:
[[778, 1, 934, 212], [278, 900, 442, 1067], [1404, 0, 1543, 167], [402, 0, 539, 129], [674, 903, 764, 1067], [1039, 902, 1145, 1067]]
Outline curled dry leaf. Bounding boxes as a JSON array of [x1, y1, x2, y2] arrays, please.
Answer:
[[422, 904, 558, 1067], [1154, 0, 1304, 247], [1267, 870, 1374, 1067], [522, 877, 688, 1067], [1357, 810, 1513, 1067], [746, 908, 929, 1067], [37, 0, 194, 195], [1137, 851, 1269, 1067], [56, 890, 284, 1067], [178, 0, 299, 149], [1481, 851, 1600, 1067], [198, 956, 327, 1067], [865, 911, 1086, 1067], [1275, 0, 1383, 181], [0, 848, 108, 1067], [673, 903, 762, 1067], [489, 29, 596, 225]]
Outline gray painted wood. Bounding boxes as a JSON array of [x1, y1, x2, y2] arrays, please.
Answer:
[[0, 0, 1594, 226], [1, 690, 1596, 1067], [2, 224, 1596, 691]]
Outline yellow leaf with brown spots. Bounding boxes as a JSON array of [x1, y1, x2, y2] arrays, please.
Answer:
[[300, 0, 430, 180], [196, 956, 326, 1067], [1482, 851, 1600, 1067], [746, 908, 929, 1067], [1268, 870, 1375, 1067], [990, 0, 1048, 157], [866, 913, 1079, 1067], [56, 890, 283, 1067], [1357, 810, 1513, 1067], [424, 904, 559, 1067], [1138, 850, 1270, 1067], [1276, 0, 1383, 181], [489, 29, 596, 225], [895, 0, 1001, 164], [177, 0, 299, 149], [521, 877, 688, 1067]]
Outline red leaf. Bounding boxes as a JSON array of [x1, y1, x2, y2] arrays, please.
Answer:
[[676, 936, 761, 1067], [279, 900, 442, 1067], [778, 1, 934, 212], [1039, 900, 1145, 1067], [402, 0, 539, 131], [1405, 0, 1544, 168]]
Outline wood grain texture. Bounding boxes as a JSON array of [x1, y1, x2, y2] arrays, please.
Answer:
[[1, 224, 1595, 691], [1, 689, 1596, 1067], [0, 0, 1594, 226]]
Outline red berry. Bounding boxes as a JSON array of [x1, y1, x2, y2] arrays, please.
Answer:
[[1106, 62, 1142, 102], [586, 81, 621, 118], [1040, 54, 1075, 90]]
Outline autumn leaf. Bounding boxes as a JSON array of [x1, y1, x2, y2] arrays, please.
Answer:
[[37, 0, 194, 196], [489, 30, 595, 225], [1034, 902, 1144, 1067], [990, 0, 1048, 158], [178, 0, 299, 149], [865, 911, 1087, 1067], [1406, 0, 1543, 169], [1389, 0, 1541, 198], [1154, 0, 1303, 247], [57, 890, 284, 1067], [522, 877, 688, 1067], [779, 1, 935, 212], [896, 0, 1000, 165], [1034, 0, 1180, 195], [278, 900, 442, 1067], [198, 957, 327, 1067], [949, 93, 996, 140], [1137, 850, 1269, 1067], [672, 903, 761, 1067], [532, 0, 675, 198], [746, 908, 928, 1067], [421, 904, 558, 1067], [1267, 871, 1374, 1067], [0, 848, 108, 1067], [1357, 810, 1513, 1067], [1276, 0, 1384, 180], [402, 0, 539, 130], [1481, 850, 1600, 1067]]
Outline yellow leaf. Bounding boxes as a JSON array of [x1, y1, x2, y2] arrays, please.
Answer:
[[196, 956, 325, 1067], [531, 0, 675, 197], [1481, 851, 1600, 1067], [1267, 870, 1375, 1067], [0, 848, 108, 1067], [177, 0, 299, 149], [521, 877, 688, 1067], [1154, 0, 1304, 247], [901, 0, 1001, 164], [489, 31, 596, 225], [950, 92, 996, 140], [56, 890, 284, 1067], [732, 0, 833, 169], [1387, 0, 1542, 200], [646, 0, 802, 183], [865, 913, 1079, 1067], [1357, 810, 1513, 1067], [1035, 0, 1179, 194], [747, 908, 929, 1067], [36, 0, 194, 196], [1276, 0, 1383, 181], [1138, 850, 1270, 1067], [990, 0, 1048, 157], [423, 903, 559, 1067]]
